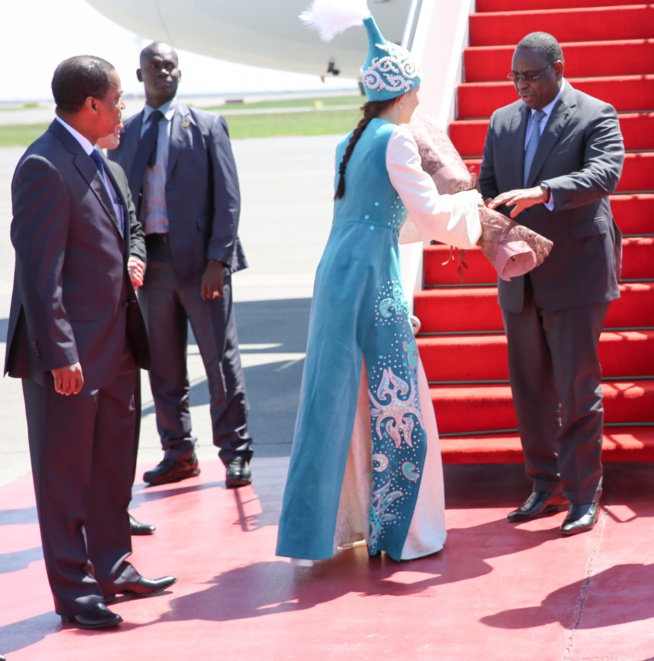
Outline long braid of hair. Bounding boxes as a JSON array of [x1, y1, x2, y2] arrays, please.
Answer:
[[334, 98, 397, 200]]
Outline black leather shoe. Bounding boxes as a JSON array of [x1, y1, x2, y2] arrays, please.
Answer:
[[225, 457, 251, 488], [560, 502, 599, 536], [63, 603, 122, 629], [143, 455, 200, 486], [129, 514, 156, 535], [114, 575, 177, 600], [507, 490, 568, 522]]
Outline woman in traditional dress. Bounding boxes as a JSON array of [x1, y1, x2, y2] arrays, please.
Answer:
[[276, 3, 484, 564]]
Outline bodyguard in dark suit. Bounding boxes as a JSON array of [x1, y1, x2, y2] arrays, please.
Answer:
[[109, 42, 253, 489], [5, 56, 175, 629], [479, 32, 624, 535]]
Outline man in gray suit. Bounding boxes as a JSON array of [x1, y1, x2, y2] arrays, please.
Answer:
[[479, 32, 624, 535], [109, 42, 253, 489], [5, 56, 176, 628]]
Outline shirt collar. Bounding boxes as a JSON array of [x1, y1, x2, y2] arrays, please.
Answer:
[[55, 116, 95, 155], [532, 78, 566, 121], [144, 97, 177, 123]]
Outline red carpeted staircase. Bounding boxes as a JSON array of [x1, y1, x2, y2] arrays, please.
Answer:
[[415, 0, 654, 463]]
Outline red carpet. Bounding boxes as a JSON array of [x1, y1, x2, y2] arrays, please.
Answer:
[[419, 1, 654, 463], [3, 460, 654, 659]]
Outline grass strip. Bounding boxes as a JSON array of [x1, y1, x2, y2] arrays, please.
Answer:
[[0, 106, 363, 146]]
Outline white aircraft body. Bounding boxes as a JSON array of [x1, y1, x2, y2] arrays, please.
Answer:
[[86, 0, 415, 81]]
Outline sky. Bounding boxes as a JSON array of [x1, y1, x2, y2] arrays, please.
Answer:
[[2, 0, 356, 103]]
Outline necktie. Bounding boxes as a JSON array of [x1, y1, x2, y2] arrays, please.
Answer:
[[523, 109, 545, 187], [91, 149, 124, 235], [90, 148, 105, 176], [146, 109, 164, 167], [128, 110, 164, 201]]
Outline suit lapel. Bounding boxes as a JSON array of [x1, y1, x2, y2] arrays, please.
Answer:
[[509, 104, 529, 188], [102, 158, 130, 247], [526, 84, 577, 187], [167, 104, 194, 177], [49, 121, 125, 243]]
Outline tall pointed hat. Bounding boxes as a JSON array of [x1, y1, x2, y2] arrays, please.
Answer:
[[300, 0, 422, 102]]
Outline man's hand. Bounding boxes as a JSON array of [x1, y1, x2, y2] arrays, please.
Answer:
[[127, 256, 146, 290], [487, 185, 549, 218], [51, 362, 84, 395], [201, 260, 225, 300]]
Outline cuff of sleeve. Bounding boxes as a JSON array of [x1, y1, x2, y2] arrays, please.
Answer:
[[540, 182, 555, 211]]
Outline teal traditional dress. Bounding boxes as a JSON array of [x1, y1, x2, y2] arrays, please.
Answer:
[[276, 118, 481, 562]]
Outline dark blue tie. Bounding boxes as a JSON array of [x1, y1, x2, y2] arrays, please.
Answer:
[[128, 110, 164, 214], [523, 109, 545, 187], [145, 110, 164, 167], [90, 148, 105, 177], [91, 149, 124, 235]]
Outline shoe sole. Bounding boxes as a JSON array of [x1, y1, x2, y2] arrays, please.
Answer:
[[225, 476, 252, 489], [560, 522, 597, 536], [144, 467, 201, 486], [63, 616, 123, 629], [108, 578, 178, 603], [507, 502, 568, 522]]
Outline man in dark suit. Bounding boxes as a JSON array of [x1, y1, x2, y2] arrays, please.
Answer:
[[109, 42, 253, 489], [479, 32, 624, 535], [5, 55, 176, 629]]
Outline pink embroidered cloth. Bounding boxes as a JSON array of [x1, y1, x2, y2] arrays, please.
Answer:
[[409, 108, 553, 281]]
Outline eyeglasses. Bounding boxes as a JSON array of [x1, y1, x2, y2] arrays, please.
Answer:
[[507, 63, 555, 83]]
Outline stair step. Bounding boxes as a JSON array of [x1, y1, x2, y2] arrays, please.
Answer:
[[464, 41, 654, 84], [423, 238, 654, 287], [439, 426, 654, 464], [469, 5, 654, 47], [417, 330, 654, 382], [611, 194, 654, 236], [462, 152, 654, 193], [435, 0, 654, 465], [431, 381, 654, 435], [449, 113, 654, 157], [476, 0, 645, 12], [415, 282, 654, 333], [457, 76, 654, 119]]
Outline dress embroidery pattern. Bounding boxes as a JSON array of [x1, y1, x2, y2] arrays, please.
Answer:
[[369, 368, 423, 448], [368, 481, 404, 550], [378, 284, 409, 322], [366, 279, 428, 557]]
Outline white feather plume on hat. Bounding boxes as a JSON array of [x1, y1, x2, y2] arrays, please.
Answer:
[[299, 0, 371, 42]]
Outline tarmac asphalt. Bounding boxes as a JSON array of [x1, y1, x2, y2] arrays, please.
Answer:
[[0, 110, 341, 487]]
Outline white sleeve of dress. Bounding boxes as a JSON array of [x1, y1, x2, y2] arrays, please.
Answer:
[[388, 125, 482, 249]]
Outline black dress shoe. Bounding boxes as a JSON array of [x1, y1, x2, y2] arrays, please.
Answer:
[[129, 514, 156, 536], [507, 490, 568, 522], [143, 454, 200, 486], [560, 502, 599, 536], [115, 575, 177, 599], [63, 603, 122, 629], [225, 457, 251, 488]]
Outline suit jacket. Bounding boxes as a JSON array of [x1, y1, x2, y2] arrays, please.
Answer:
[[479, 82, 625, 313], [108, 102, 247, 283], [4, 119, 150, 388], [106, 159, 148, 265]]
